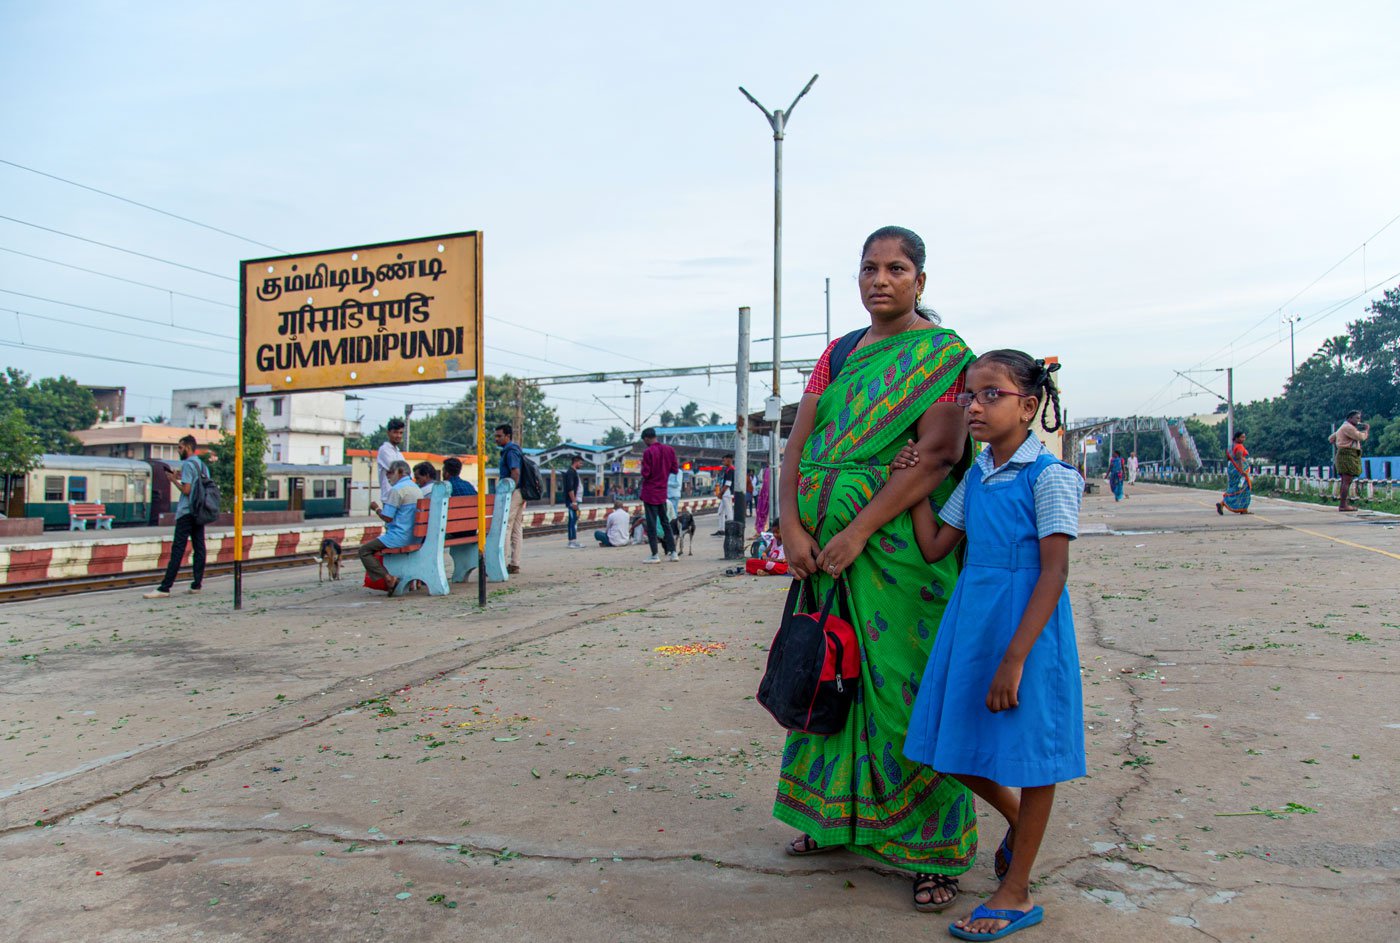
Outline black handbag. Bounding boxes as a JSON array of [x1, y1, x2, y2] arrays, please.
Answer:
[[756, 579, 861, 735]]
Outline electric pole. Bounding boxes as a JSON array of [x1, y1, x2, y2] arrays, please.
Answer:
[[739, 73, 818, 522], [1284, 313, 1301, 380]]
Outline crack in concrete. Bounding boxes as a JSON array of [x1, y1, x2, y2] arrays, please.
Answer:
[[0, 568, 728, 835], [60, 817, 890, 880]]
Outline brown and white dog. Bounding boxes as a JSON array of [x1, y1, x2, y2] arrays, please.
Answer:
[[318, 537, 342, 582]]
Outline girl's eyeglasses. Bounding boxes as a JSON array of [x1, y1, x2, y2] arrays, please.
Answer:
[[954, 388, 1032, 408]]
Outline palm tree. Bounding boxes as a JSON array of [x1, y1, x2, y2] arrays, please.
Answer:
[[1320, 335, 1351, 370], [707, 411, 722, 425], [678, 402, 701, 426]]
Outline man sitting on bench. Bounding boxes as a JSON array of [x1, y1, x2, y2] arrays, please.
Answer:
[[360, 460, 423, 594]]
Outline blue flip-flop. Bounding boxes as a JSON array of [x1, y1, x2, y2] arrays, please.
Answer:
[[994, 827, 1014, 881], [948, 904, 1044, 940]]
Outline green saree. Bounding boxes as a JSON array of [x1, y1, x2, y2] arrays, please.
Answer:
[[772, 326, 977, 875]]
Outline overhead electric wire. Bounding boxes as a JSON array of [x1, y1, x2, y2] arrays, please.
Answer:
[[1191, 209, 1400, 370], [0, 338, 234, 378], [0, 214, 236, 281], [0, 158, 289, 253], [0, 288, 236, 340], [5, 307, 231, 354], [1232, 266, 1400, 370], [0, 245, 234, 307]]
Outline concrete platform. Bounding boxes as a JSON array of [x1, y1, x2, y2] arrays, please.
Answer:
[[0, 485, 1395, 942]]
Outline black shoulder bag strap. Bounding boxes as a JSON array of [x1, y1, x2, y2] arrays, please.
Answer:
[[827, 328, 870, 383]]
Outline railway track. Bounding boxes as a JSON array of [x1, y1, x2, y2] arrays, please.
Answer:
[[0, 521, 584, 603], [0, 555, 320, 603]]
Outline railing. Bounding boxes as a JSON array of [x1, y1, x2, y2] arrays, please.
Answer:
[[1140, 466, 1400, 503]]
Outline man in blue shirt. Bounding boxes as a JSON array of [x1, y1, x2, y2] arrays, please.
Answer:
[[357, 460, 424, 593], [443, 456, 477, 496], [145, 434, 209, 598], [493, 423, 525, 574]]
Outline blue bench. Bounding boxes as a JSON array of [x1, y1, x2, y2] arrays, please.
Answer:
[[380, 483, 505, 596]]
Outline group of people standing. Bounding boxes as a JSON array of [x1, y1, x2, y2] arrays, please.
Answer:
[[771, 226, 1085, 941]]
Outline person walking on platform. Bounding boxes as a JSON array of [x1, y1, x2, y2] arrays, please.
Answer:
[[377, 418, 407, 505], [564, 454, 585, 549], [1128, 451, 1139, 484], [1329, 410, 1369, 512], [713, 454, 736, 535], [1107, 450, 1126, 501], [494, 424, 527, 574], [639, 427, 678, 562], [144, 434, 208, 599], [1215, 431, 1252, 515], [359, 460, 423, 594]]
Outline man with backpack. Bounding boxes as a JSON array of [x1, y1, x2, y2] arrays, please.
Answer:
[[144, 434, 210, 599], [493, 423, 530, 574]]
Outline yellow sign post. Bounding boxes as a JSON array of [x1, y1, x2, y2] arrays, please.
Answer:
[[239, 232, 486, 607], [233, 397, 244, 608]]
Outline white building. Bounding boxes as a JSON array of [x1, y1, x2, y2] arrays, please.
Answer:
[[171, 386, 361, 465]]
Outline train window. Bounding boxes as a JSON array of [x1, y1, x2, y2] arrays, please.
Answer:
[[267, 479, 280, 499], [313, 480, 326, 498], [68, 476, 88, 501], [101, 474, 124, 503], [326, 479, 337, 498], [45, 476, 64, 501]]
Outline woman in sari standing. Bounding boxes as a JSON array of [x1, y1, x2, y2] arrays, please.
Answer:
[[1108, 450, 1126, 502], [1216, 431, 1251, 515], [774, 226, 977, 912]]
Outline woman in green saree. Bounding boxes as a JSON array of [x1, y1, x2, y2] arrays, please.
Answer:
[[774, 226, 977, 912]]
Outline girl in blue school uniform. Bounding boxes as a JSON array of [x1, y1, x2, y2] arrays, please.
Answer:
[[893, 350, 1084, 941]]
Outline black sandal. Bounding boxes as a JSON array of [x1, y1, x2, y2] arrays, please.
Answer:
[[785, 834, 835, 857], [913, 873, 959, 912]]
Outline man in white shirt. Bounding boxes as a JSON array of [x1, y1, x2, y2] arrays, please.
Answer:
[[595, 500, 631, 547], [1128, 452, 1139, 484], [377, 418, 407, 505]]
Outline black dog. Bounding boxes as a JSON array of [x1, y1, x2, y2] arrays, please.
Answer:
[[318, 537, 342, 582], [673, 510, 696, 556]]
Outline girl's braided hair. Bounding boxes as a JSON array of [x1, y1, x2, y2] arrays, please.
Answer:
[[973, 349, 1063, 433]]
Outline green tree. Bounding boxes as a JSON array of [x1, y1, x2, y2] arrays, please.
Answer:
[[0, 407, 41, 511], [208, 404, 268, 510], [677, 402, 701, 426], [599, 426, 630, 446], [658, 410, 676, 427], [0, 368, 98, 452], [1347, 286, 1400, 385], [372, 375, 561, 460], [1184, 419, 1226, 463]]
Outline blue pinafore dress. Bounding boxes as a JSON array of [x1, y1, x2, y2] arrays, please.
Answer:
[[903, 452, 1085, 787]]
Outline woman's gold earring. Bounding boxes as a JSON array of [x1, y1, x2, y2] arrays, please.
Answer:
[[915, 292, 923, 306]]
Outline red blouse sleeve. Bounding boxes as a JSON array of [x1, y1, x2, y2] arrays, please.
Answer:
[[804, 340, 839, 396]]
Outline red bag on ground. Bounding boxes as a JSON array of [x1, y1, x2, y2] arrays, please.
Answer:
[[363, 552, 389, 592]]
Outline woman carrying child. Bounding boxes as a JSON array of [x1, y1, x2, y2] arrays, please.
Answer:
[[895, 350, 1085, 940]]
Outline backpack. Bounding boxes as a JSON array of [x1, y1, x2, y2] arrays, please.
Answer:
[[757, 580, 860, 735], [516, 450, 544, 501], [189, 459, 221, 525]]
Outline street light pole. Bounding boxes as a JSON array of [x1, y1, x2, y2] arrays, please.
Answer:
[[739, 73, 818, 523]]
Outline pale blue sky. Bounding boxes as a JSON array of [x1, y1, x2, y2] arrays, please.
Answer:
[[4, 1, 1399, 442]]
